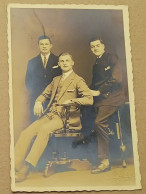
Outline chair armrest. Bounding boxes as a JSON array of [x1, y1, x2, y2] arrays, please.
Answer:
[[56, 103, 80, 132]]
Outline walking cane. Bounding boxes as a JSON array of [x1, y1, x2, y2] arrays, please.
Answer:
[[116, 109, 127, 168]]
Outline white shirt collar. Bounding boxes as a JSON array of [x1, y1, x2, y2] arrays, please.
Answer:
[[41, 52, 50, 61], [62, 70, 73, 80], [97, 51, 105, 59]]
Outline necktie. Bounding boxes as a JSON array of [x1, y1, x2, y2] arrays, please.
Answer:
[[44, 56, 47, 68]]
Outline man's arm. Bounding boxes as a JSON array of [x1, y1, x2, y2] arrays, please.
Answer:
[[33, 101, 44, 117], [92, 54, 123, 97], [33, 81, 53, 117], [90, 90, 100, 97], [25, 60, 33, 92]]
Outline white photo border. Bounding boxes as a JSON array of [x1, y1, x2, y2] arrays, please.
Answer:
[[8, 4, 141, 192]]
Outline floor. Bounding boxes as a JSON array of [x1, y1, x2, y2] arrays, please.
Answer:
[[14, 163, 136, 192]]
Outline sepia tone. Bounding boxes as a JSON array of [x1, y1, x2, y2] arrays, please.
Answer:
[[8, 4, 140, 191], [0, 0, 146, 194]]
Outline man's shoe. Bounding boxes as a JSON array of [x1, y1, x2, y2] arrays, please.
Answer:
[[91, 163, 111, 174], [15, 164, 30, 182]]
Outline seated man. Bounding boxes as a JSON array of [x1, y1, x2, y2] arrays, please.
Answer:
[[15, 52, 93, 182]]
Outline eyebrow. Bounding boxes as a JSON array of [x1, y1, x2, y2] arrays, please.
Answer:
[[40, 42, 49, 44], [91, 44, 100, 47], [59, 58, 71, 61]]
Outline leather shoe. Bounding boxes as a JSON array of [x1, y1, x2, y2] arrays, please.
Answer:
[[15, 164, 30, 182], [91, 163, 111, 174]]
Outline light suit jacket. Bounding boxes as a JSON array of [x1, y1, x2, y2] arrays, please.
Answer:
[[36, 71, 93, 130]]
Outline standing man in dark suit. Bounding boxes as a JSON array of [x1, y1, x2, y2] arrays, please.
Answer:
[[25, 35, 62, 123], [15, 52, 93, 182], [89, 37, 125, 173]]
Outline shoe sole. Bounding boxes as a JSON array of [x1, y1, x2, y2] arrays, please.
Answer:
[[91, 166, 111, 174]]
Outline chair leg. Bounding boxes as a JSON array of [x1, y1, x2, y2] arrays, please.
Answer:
[[122, 160, 127, 168], [44, 162, 56, 177]]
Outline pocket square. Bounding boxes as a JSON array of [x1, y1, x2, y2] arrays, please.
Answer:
[[52, 65, 59, 69], [67, 89, 75, 92], [105, 66, 111, 71]]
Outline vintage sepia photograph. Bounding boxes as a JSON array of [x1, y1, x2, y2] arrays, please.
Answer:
[[8, 4, 141, 192]]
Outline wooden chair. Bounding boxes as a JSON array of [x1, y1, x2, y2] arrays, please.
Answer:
[[44, 104, 90, 177]]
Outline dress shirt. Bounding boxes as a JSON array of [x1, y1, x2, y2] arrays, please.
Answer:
[[61, 70, 73, 81], [41, 53, 50, 68]]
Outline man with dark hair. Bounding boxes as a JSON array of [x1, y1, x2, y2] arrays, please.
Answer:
[[25, 35, 62, 123], [15, 52, 93, 182], [89, 37, 125, 173]]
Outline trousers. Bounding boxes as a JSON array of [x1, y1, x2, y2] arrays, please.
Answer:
[[94, 105, 117, 161], [15, 114, 63, 170]]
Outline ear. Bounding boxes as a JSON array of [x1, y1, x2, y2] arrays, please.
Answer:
[[50, 44, 53, 49]]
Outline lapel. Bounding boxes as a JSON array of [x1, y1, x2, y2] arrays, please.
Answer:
[[46, 53, 55, 69], [36, 54, 45, 70], [57, 71, 76, 101], [44, 75, 61, 113], [38, 54, 43, 64], [38, 53, 52, 69], [44, 72, 76, 113], [46, 53, 51, 68], [50, 75, 62, 103]]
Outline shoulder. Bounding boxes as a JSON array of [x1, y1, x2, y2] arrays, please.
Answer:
[[50, 52, 58, 57], [73, 72, 86, 83], [105, 52, 118, 60], [27, 54, 41, 65], [50, 53, 58, 60], [102, 52, 118, 65], [52, 75, 61, 81], [74, 73, 82, 79]]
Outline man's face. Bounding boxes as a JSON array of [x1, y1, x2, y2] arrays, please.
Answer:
[[58, 55, 74, 73], [90, 40, 105, 57], [39, 39, 52, 55]]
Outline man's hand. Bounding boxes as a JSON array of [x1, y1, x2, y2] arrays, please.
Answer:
[[62, 100, 73, 105], [90, 90, 101, 96], [33, 101, 44, 117]]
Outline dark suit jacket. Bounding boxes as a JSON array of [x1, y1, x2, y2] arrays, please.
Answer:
[[36, 72, 93, 130], [91, 52, 125, 106], [25, 53, 62, 100]]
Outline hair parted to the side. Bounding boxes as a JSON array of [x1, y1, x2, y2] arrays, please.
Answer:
[[59, 52, 74, 61], [38, 35, 52, 44], [89, 36, 105, 46]]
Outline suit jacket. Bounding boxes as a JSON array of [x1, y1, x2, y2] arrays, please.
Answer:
[[25, 53, 62, 100], [91, 52, 125, 107], [36, 72, 93, 130]]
